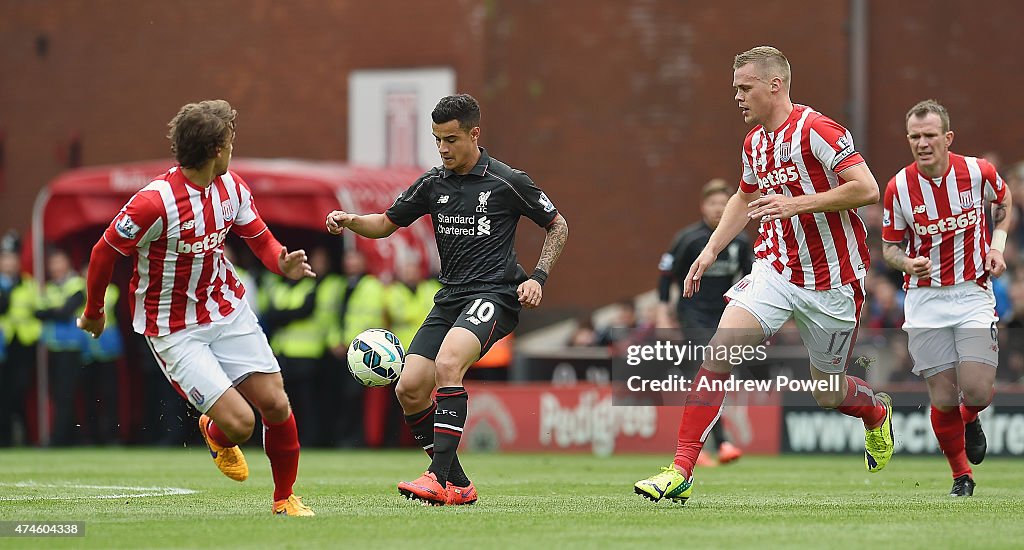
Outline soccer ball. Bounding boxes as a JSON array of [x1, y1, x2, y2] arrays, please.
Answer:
[[347, 329, 405, 387]]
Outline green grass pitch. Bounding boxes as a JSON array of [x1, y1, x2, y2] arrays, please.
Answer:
[[1, 448, 1022, 549]]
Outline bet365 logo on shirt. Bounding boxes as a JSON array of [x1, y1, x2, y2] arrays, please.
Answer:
[[757, 166, 800, 191], [176, 227, 231, 254], [913, 210, 978, 236]]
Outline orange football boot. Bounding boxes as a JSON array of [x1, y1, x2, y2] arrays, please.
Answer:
[[398, 471, 448, 506], [273, 494, 315, 516], [198, 414, 248, 481], [718, 441, 743, 464], [445, 481, 478, 505]]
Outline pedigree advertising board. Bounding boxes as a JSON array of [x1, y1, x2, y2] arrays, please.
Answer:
[[462, 383, 781, 455]]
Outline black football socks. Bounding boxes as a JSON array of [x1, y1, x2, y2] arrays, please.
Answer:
[[405, 398, 470, 487], [427, 386, 469, 487]]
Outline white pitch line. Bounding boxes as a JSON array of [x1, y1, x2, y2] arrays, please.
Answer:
[[0, 482, 197, 501]]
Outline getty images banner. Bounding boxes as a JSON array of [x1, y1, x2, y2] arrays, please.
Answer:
[[607, 327, 1014, 407]]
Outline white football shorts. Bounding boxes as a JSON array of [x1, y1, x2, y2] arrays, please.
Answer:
[[724, 260, 863, 374], [903, 281, 998, 378], [145, 300, 280, 413]]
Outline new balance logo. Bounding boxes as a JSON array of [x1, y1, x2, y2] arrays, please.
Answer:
[[438, 195, 450, 204], [913, 205, 927, 214], [181, 220, 196, 230]]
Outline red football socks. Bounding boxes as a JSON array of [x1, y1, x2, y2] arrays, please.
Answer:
[[263, 412, 301, 502], [673, 368, 729, 478], [958, 387, 991, 421], [931, 406, 972, 479], [837, 376, 886, 428], [207, 418, 236, 448]]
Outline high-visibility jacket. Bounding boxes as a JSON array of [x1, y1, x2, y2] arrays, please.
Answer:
[[268, 277, 324, 359], [386, 278, 441, 348], [328, 274, 387, 349], [315, 274, 345, 351], [2, 274, 42, 346], [40, 275, 86, 352]]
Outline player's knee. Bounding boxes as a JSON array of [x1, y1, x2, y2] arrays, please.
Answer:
[[812, 388, 845, 409], [258, 394, 291, 424], [220, 408, 256, 442], [395, 377, 431, 409], [960, 383, 993, 407], [929, 389, 960, 409]]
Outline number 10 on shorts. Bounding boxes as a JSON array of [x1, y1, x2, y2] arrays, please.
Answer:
[[466, 298, 494, 326]]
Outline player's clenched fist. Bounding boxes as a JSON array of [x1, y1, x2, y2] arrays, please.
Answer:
[[986, 249, 1007, 278], [904, 256, 932, 279], [517, 279, 543, 309], [77, 313, 105, 339], [326, 210, 355, 235]]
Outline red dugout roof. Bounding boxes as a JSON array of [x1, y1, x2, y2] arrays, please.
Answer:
[[33, 158, 438, 276]]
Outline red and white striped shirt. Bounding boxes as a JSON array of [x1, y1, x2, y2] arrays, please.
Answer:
[[882, 152, 1006, 289], [103, 167, 266, 336], [739, 104, 870, 290]]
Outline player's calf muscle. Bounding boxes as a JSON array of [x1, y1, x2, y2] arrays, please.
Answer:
[[811, 387, 845, 409]]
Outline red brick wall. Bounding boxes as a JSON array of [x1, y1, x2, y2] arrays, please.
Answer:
[[0, 0, 487, 227], [1, 1, 1019, 317], [867, 2, 1021, 179], [484, 1, 850, 319]]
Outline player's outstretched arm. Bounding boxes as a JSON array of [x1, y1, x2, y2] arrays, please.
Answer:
[[518, 214, 568, 309], [684, 189, 756, 297], [236, 227, 314, 280], [987, 186, 1013, 277], [326, 211, 398, 239], [78, 238, 121, 338]]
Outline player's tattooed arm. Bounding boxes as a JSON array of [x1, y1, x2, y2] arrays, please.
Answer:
[[993, 202, 1008, 224], [883, 241, 931, 278], [882, 242, 908, 271], [536, 214, 569, 275], [991, 177, 1014, 232], [986, 189, 1013, 277]]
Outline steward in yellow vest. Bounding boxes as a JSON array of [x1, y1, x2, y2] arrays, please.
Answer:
[[267, 277, 323, 359], [0, 240, 40, 446], [327, 250, 387, 447], [263, 273, 326, 446], [327, 253, 388, 350], [35, 249, 85, 446], [1, 272, 42, 349], [386, 260, 441, 349]]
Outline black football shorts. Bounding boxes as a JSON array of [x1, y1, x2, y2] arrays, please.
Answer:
[[406, 282, 521, 361]]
